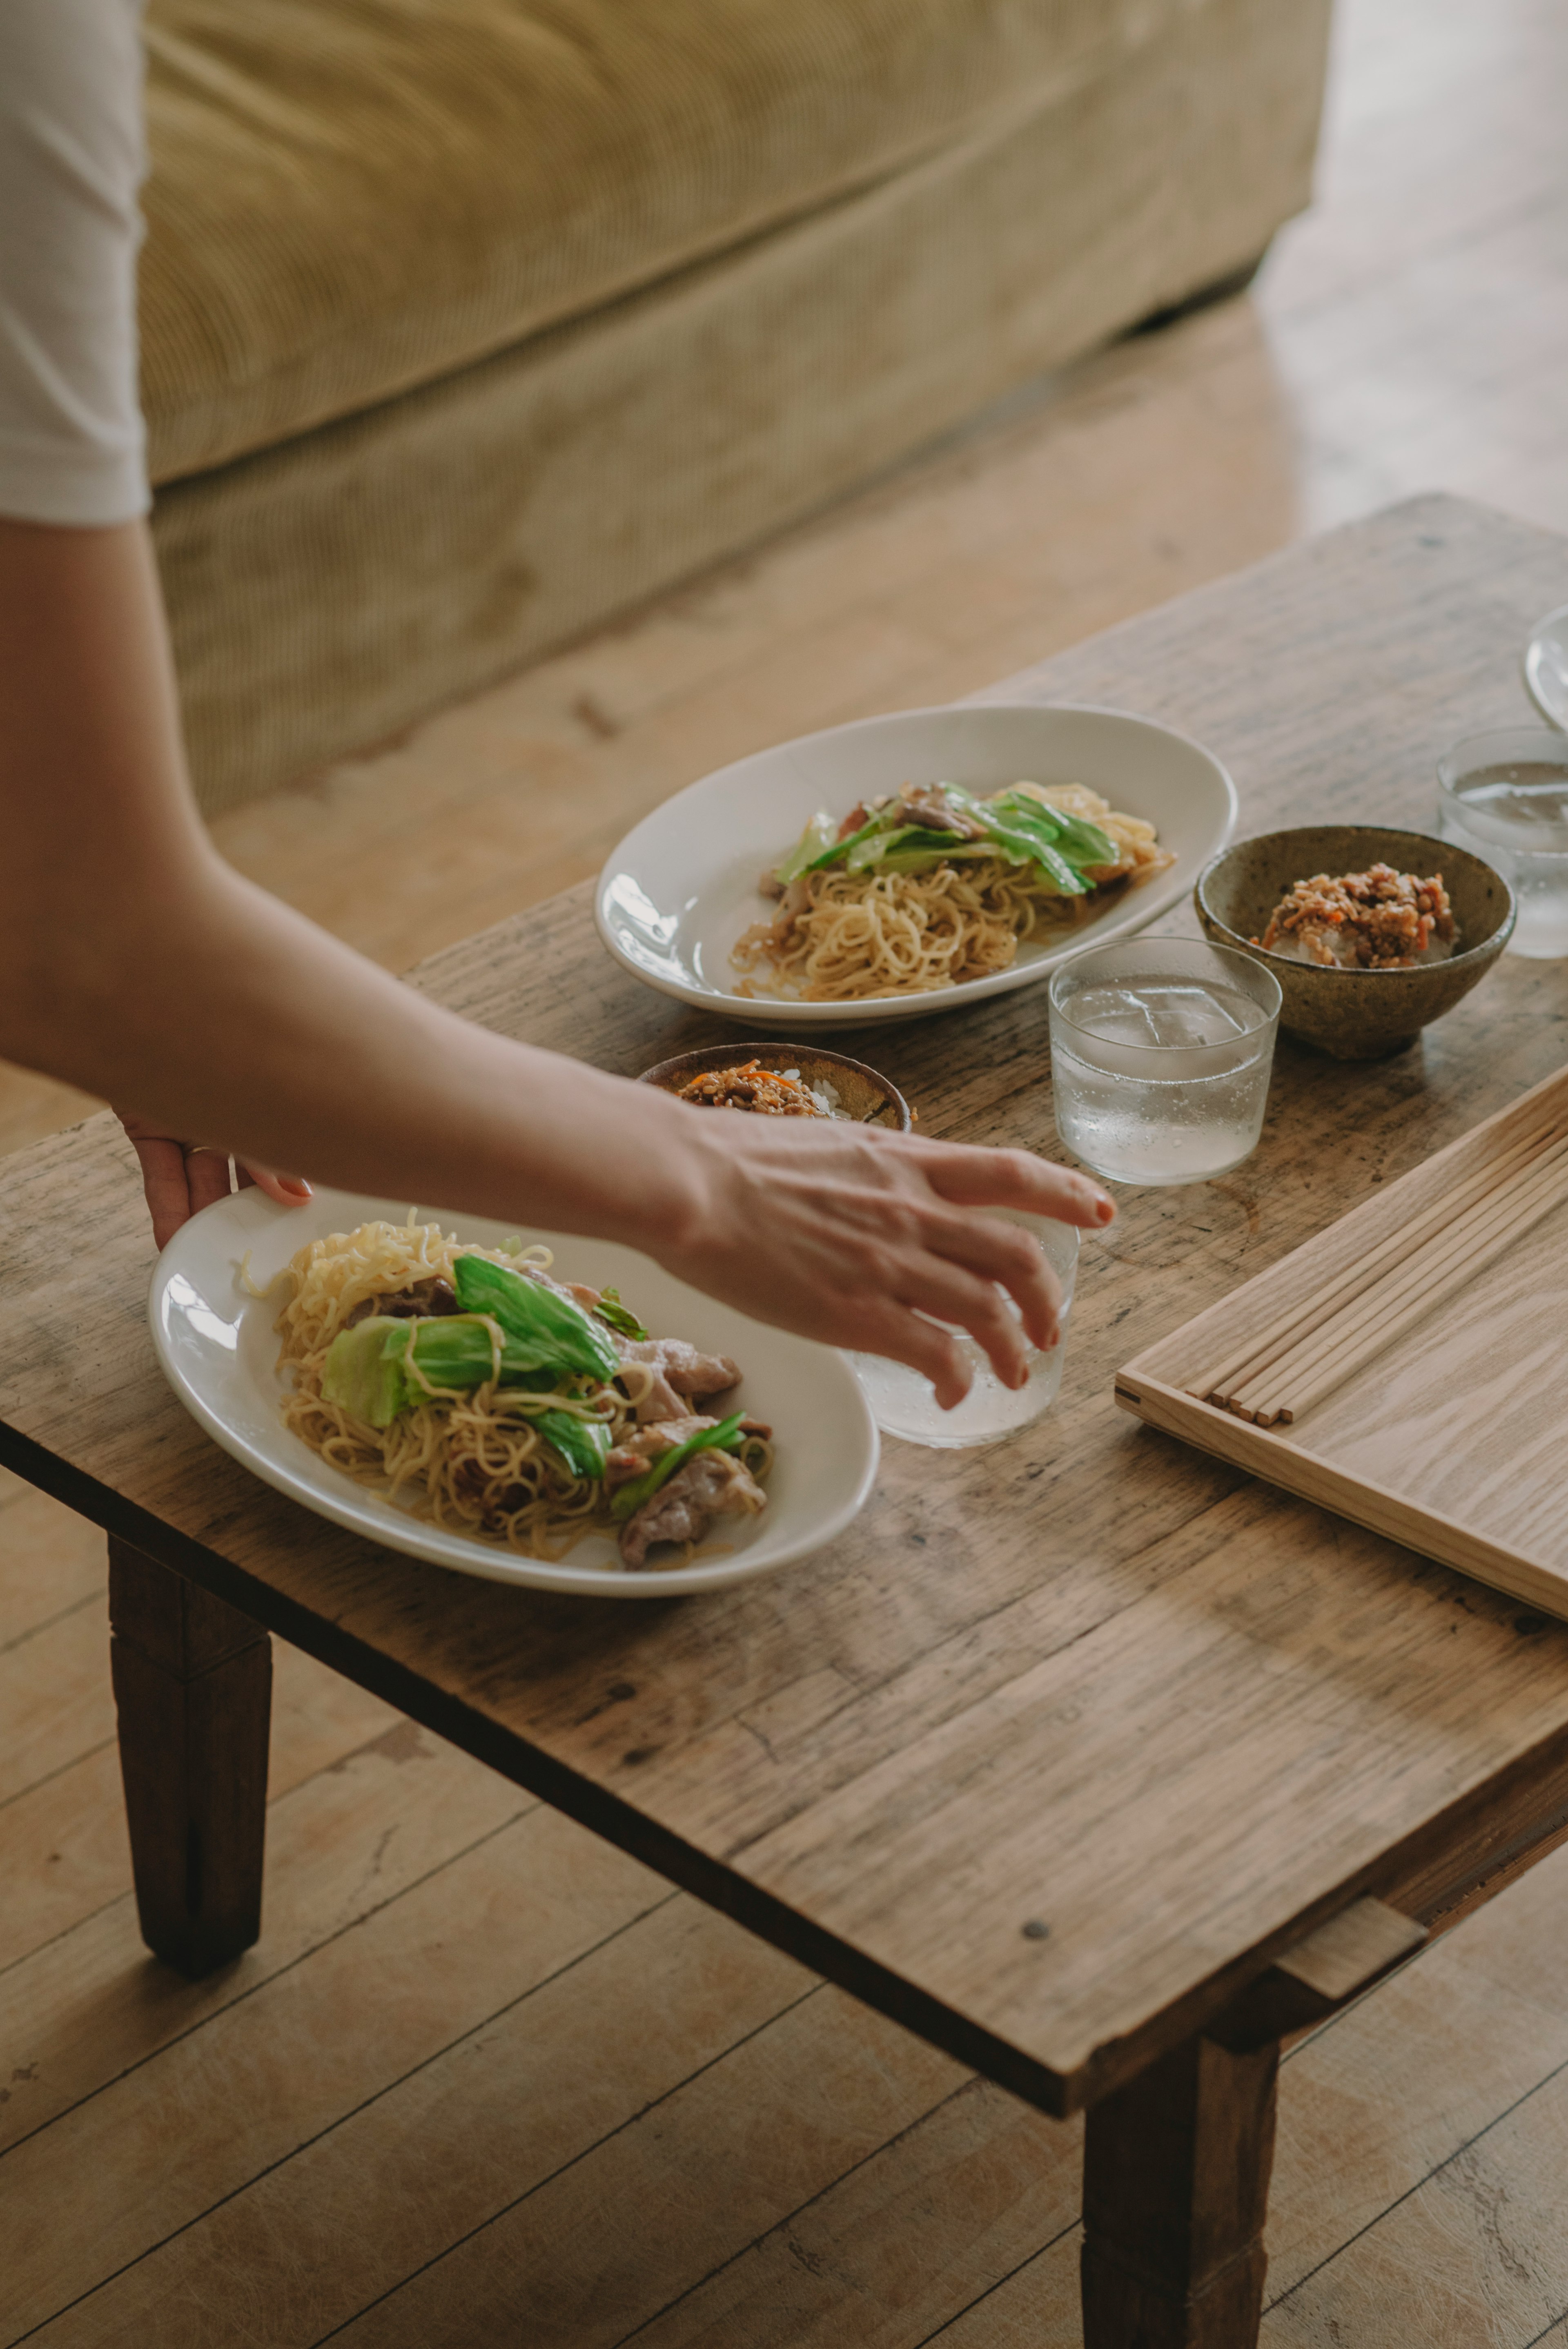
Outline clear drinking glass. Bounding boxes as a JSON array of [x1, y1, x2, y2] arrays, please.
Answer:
[[1049, 936, 1281, 1186], [1437, 728, 1568, 959], [851, 1208, 1078, 1449]]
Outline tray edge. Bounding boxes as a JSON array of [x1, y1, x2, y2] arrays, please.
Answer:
[[1114, 1370, 1568, 1625]]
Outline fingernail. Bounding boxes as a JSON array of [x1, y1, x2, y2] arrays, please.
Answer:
[[280, 1179, 312, 1200], [1095, 1195, 1115, 1223]]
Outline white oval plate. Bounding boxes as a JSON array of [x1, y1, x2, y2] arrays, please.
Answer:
[[1525, 603, 1568, 732], [149, 1186, 879, 1598], [595, 701, 1237, 1029]]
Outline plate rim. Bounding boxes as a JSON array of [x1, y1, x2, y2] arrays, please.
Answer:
[[593, 698, 1239, 1025], [148, 1188, 881, 1599]]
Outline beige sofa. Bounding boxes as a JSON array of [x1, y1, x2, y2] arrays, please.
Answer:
[[141, 0, 1333, 814]]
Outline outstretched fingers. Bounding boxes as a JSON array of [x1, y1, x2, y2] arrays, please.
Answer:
[[851, 1299, 974, 1411], [920, 1141, 1114, 1230], [893, 1253, 1040, 1389], [927, 1210, 1063, 1352]]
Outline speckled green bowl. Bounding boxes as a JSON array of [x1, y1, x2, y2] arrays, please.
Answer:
[[1194, 825, 1515, 1059]]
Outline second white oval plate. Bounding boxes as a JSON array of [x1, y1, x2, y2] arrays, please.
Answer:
[[1525, 603, 1568, 732], [150, 1186, 879, 1598], [595, 701, 1237, 1028]]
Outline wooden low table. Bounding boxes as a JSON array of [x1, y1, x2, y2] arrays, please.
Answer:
[[7, 495, 1568, 2349]]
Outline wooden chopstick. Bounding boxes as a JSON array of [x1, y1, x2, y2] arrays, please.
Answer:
[[1232, 1130, 1568, 1420], [1239, 1133, 1568, 1422], [1257, 1148, 1568, 1425], [1185, 1116, 1563, 1405], [1192, 1116, 1560, 1403], [1205, 1121, 1557, 1406]]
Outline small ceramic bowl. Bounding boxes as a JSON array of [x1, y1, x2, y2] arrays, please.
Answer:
[[1194, 825, 1515, 1060], [638, 1041, 911, 1128]]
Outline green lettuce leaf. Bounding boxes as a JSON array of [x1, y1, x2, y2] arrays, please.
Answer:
[[842, 825, 969, 873], [321, 1316, 517, 1427], [979, 817, 1087, 893], [989, 789, 1118, 869], [803, 810, 896, 875], [452, 1255, 619, 1380], [770, 782, 1120, 896], [321, 1318, 414, 1426], [320, 1296, 617, 1433], [534, 1410, 611, 1481], [773, 811, 838, 885]]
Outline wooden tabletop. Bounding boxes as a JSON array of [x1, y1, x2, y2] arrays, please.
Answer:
[[7, 493, 1568, 2121]]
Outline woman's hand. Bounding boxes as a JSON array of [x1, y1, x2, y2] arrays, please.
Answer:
[[0, 522, 1101, 1364], [654, 1117, 1114, 1410], [116, 1110, 312, 1252], [2, 506, 1098, 1366]]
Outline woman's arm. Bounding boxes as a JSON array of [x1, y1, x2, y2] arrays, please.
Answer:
[[0, 516, 1112, 1405]]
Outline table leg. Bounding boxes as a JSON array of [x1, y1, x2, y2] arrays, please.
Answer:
[[1080, 2032, 1279, 2349], [108, 1536, 272, 1977]]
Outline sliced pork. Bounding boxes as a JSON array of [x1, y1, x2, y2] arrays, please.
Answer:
[[617, 1336, 740, 1424], [604, 1413, 771, 1491], [604, 1415, 716, 1489], [619, 1448, 768, 1569], [898, 787, 985, 838]]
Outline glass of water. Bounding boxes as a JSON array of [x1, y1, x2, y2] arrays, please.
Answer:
[[1438, 729, 1568, 959], [852, 1208, 1078, 1449], [1049, 936, 1281, 1186]]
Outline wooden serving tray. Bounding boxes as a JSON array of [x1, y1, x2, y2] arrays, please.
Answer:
[[1116, 1063, 1568, 1622]]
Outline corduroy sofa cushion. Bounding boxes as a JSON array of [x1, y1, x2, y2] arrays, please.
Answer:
[[140, 0, 1189, 485]]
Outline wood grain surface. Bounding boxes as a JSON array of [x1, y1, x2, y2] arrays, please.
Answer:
[[6, 496, 1568, 2121], [1119, 1063, 1568, 1619]]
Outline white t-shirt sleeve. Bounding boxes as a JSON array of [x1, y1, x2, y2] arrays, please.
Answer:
[[0, 0, 149, 526]]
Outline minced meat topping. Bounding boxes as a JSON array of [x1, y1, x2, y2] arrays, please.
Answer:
[[1254, 865, 1457, 970], [676, 1060, 829, 1115]]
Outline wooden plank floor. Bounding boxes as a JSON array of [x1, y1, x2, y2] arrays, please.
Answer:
[[6, 0, 1568, 2337]]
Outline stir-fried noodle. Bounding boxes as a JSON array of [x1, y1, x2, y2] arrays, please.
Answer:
[[266, 1216, 770, 1562], [733, 783, 1172, 1003]]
